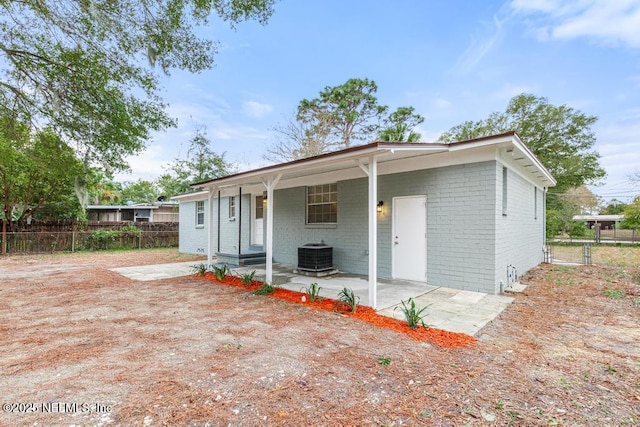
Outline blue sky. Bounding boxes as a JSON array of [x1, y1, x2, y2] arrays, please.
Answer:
[[115, 0, 640, 203]]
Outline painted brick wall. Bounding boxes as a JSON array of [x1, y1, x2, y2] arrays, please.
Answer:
[[177, 200, 209, 255], [217, 194, 252, 254], [494, 162, 545, 293], [377, 162, 497, 293], [271, 161, 499, 293]]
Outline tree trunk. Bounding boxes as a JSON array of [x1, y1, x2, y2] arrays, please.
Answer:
[[1, 219, 6, 255]]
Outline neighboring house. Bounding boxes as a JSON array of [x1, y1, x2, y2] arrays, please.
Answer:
[[573, 214, 624, 230], [173, 132, 556, 308], [87, 201, 179, 223]]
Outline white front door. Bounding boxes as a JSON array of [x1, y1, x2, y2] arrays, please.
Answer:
[[252, 195, 264, 246], [392, 195, 427, 281]]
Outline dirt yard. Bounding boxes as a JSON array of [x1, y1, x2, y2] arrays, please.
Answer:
[[1, 248, 638, 426]]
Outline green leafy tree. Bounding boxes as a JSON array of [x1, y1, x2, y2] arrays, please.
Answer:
[[158, 127, 235, 196], [121, 180, 159, 204], [378, 106, 424, 142], [0, 118, 83, 231], [297, 78, 389, 149], [621, 196, 640, 230], [266, 79, 425, 162], [440, 93, 606, 194], [599, 199, 628, 215], [0, 0, 275, 172]]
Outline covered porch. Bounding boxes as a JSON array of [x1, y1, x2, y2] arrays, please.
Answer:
[[230, 263, 514, 337]]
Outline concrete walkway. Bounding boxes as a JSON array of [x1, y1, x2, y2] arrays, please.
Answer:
[[111, 261, 513, 336]]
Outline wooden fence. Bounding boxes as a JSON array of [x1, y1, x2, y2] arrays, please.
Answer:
[[1, 231, 179, 254]]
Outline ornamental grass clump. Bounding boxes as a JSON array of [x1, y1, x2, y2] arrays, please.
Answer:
[[300, 282, 322, 301], [252, 282, 275, 295], [395, 298, 430, 329], [190, 262, 210, 277], [212, 264, 230, 281], [337, 286, 359, 313], [239, 270, 257, 286]]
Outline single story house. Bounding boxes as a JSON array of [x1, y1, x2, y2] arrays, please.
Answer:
[[173, 132, 556, 309], [572, 214, 624, 230], [87, 201, 179, 223]]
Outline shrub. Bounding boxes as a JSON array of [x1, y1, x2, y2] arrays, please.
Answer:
[[85, 229, 117, 250]]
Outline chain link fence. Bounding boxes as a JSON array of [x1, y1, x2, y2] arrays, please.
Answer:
[[546, 243, 640, 267]]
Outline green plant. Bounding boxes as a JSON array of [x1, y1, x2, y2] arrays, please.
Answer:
[[634, 297, 640, 307], [212, 264, 230, 281], [300, 282, 322, 301], [377, 356, 391, 367], [395, 298, 430, 328], [494, 399, 504, 410], [120, 223, 142, 238], [605, 288, 626, 299], [85, 229, 117, 250], [239, 270, 256, 286], [252, 282, 275, 295], [191, 262, 209, 276], [337, 287, 359, 312]]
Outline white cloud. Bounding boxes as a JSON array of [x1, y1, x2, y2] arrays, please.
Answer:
[[242, 101, 274, 118], [510, 0, 640, 48], [591, 112, 640, 201], [453, 15, 506, 73], [492, 83, 536, 100], [113, 145, 173, 182], [432, 97, 453, 109]]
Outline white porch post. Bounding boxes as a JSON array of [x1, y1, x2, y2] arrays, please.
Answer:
[[207, 189, 215, 266], [368, 155, 378, 310], [262, 174, 282, 284]]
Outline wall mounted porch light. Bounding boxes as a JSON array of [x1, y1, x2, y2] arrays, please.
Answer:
[[376, 200, 384, 213]]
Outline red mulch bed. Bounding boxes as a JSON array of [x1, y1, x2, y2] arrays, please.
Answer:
[[198, 273, 476, 349]]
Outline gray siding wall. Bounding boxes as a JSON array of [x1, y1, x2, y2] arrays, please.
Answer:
[[217, 193, 252, 254], [494, 163, 545, 293], [272, 161, 499, 293], [177, 200, 209, 255]]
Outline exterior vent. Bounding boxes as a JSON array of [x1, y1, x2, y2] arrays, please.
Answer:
[[297, 243, 333, 272]]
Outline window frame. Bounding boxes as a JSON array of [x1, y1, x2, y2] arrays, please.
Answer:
[[229, 196, 236, 220], [306, 183, 338, 225], [195, 200, 205, 228], [502, 167, 508, 216]]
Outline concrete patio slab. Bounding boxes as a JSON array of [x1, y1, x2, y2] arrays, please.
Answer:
[[110, 261, 199, 281], [111, 261, 514, 337]]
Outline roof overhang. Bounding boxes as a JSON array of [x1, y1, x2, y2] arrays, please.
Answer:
[[188, 132, 556, 195], [171, 190, 210, 202]]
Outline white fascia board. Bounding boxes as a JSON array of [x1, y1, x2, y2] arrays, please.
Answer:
[[196, 146, 387, 190], [510, 135, 556, 186], [170, 190, 210, 202]]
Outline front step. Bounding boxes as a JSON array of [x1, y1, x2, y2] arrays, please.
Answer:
[[216, 252, 267, 267]]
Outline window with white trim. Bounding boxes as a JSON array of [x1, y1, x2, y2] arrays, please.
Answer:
[[502, 167, 508, 216], [229, 196, 236, 219], [306, 183, 337, 224], [534, 187, 538, 220], [195, 200, 205, 227]]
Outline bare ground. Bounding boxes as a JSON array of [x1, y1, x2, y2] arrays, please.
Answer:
[[0, 249, 638, 426]]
